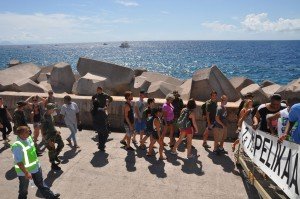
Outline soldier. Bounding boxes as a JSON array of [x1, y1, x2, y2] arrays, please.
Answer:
[[13, 101, 28, 134], [41, 103, 64, 171], [91, 86, 113, 151]]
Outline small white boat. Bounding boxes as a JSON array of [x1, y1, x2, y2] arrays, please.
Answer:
[[119, 42, 130, 48]]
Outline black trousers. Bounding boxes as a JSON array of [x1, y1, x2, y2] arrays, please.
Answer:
[[98, 131, 109, 150], [0, 120, 12, 140]]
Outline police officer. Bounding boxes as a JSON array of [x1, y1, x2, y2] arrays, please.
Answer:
[[11, 126, 60, 199], [41, 103, 64, 171], [91, 86, 113, 151]]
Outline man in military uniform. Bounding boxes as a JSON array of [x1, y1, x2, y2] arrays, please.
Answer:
[[13, 101, 28, 134], [41, 103, 64, 171], [91, 86, 113, 151]]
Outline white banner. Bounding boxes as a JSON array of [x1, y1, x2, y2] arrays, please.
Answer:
[[240, 122, 300, 199]]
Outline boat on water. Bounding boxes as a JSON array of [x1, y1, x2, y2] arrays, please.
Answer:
[[103, 43, 108, 45], [119, 42, 130, 48]]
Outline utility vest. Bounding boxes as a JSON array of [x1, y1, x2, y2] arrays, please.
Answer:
[[11, 136, 39, 175]]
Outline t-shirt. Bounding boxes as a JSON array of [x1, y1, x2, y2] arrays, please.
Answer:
[[172, 97, 184, 119], [0, 105, 9, 122], [258, 103, 286, 133], [60, 102, 79, 126], [206, 99, 217, 123], [214, 106, 227, 128], [134, 99, 145, 119], [162, 103, 174, 122], [288, 103, 300, 144]]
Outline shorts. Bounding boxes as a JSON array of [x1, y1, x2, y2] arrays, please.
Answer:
[[134, 119, 146, 132], [33, 122, 41, 128], [144, 129, 152, 137], [164, 120, 174, 126], [213, 127, 227, 142], [124, 123, 134, 137], [151, 131, 159, 140], [180, 127, 193, 135]]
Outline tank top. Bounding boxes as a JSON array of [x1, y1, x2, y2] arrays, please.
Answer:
[[32, 104, 42, 122], [124, 102, 134, 125]]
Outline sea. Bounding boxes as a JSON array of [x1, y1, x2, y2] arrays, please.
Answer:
[[0, 40, 299, 85]]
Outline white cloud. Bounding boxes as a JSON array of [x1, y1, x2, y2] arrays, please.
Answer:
[[202, 21, 236, 31], [0, 12, 135, 43], [160, 11, 170, 15], [116, 0, 139, 7], [242, 13, 300, 32]]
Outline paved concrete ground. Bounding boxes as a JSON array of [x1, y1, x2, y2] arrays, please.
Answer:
[[0, 125, 259, 199]]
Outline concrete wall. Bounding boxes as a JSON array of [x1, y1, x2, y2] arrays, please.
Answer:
[[0, 91, 240, 139]]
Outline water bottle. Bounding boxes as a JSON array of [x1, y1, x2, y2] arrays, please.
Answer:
[[29, 179, 35, 188]]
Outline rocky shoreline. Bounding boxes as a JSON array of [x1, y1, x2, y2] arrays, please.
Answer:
[[1, 57, 299, 103]]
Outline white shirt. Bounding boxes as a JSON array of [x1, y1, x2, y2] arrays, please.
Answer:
[[60, 102, 79, 126], [134, 99, 145, 119]]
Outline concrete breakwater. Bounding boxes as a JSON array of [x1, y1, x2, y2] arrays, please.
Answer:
[[0, 91, 240, 139]]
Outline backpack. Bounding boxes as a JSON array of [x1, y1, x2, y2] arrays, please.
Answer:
[[201, 101, 207, 117], [177, 108, 192, 129]]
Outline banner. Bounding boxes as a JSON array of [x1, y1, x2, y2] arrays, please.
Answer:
[[240, 122, 300, 199]]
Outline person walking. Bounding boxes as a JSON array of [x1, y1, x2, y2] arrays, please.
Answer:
[[139, 98, 155, 149], [41, 103, 64, 171], [171, 99, 199, 159], [91, 86, 113, 151], [11, 126, 60, 199], [162, 94, 176, 147], [132, 90, 146, 144], [0, 97, 13, 146], [13, 101, 29, 134], [60, 95, 81, 148], [120, 91, 135, 151]]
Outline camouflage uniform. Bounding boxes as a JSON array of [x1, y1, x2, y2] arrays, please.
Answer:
[[12, 109, 28, 134], [41, 113, 64, 164]]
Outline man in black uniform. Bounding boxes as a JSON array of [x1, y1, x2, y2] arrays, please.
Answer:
[[91, 86, 113, 151]]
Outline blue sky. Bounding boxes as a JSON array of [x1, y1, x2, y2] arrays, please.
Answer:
[[0, 0, 299, 44]]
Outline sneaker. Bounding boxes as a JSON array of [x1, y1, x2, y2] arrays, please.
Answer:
[[126, 146, 135, 151], [187, 154, 196, 159], [66, 138, 72, 146], [55, 157, 61, 164], [74, 145, 80, 148], [219, 148, 228, 154], [53, 193, 61, 198], [120, 140, 127, 146], [202, 142, 211, 149], [51, 163, 61, 171], [213, 149, 220, 155]]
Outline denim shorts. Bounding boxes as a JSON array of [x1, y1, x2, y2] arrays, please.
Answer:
[[124, 123, 133, 137], [134, 119, 146, 132]]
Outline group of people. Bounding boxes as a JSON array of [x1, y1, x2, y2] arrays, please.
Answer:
[[1, 90, 81, 199], [1, 86, 299, 199]]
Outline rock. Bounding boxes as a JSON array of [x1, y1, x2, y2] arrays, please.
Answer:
[[134, 68, 147, 77], [147, 81, 178, 99], [77, 57, 134, 95], [38, 81, 52, 92], [132, 76, 151, 97], [40, 65, 54, 74], [72, 73, 113, 96], [50, 62, 75, 93], [276, 78, 300, 102], [37, 73, 49, 83], [0, 63, 41, 91], [12, 79, 47, 93], [179, 79, 192, 101], [230, 77, 254, 92], [262, 84, 281, 97], [241, 84, 269, 103], [190, 65, 240, 101], [260, 80, 275, 88], [141, 71, 183, 86], [8, 59, 21, 67]]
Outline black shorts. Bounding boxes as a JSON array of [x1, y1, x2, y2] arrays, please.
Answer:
[[152, 131, 159, 140]]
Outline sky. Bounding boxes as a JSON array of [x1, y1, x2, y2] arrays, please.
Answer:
[[0, 0, 299, 44]]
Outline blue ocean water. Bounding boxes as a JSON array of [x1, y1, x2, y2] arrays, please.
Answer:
[[0, 40, 299, 85]]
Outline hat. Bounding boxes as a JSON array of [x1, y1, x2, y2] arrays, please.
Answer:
[[46, 103, 57, 110], [172, 90, 180, 97], [166, 93, 175, 100], [244, 92, 254, 98], [17, 101, 27, 107]]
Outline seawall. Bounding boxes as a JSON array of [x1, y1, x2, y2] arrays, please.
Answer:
[[0, 91, 240, 139]]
